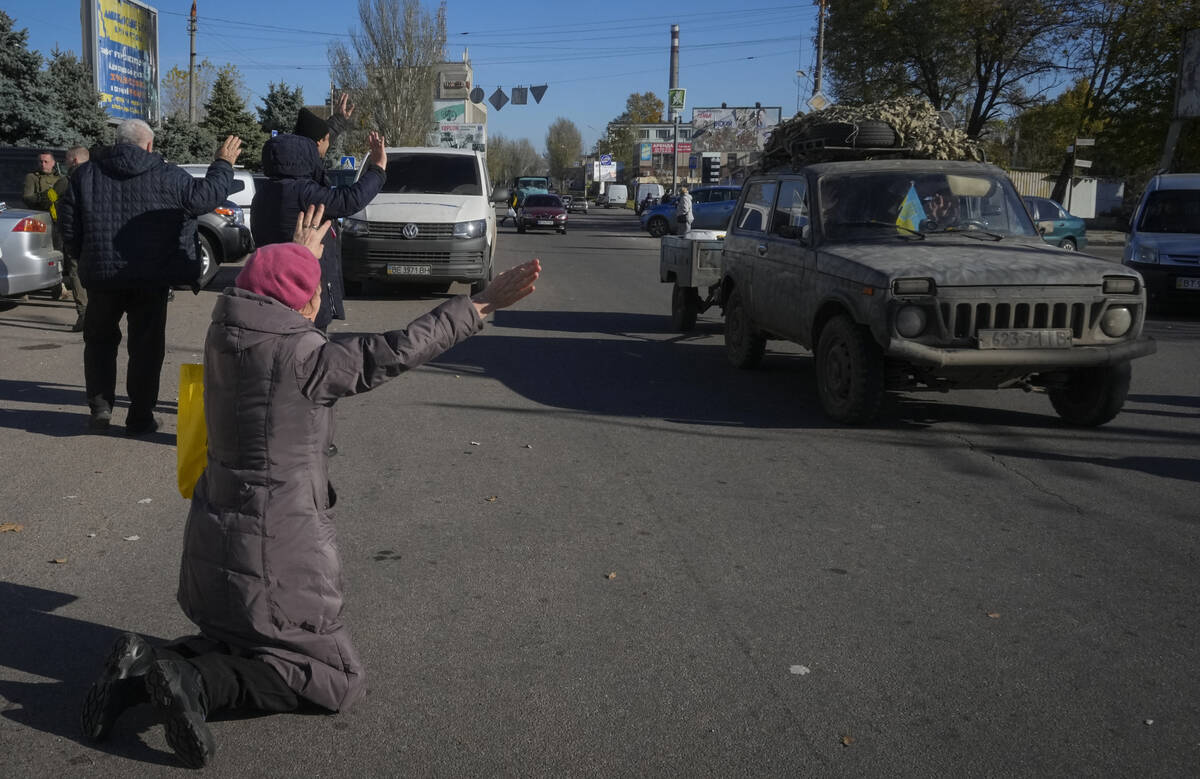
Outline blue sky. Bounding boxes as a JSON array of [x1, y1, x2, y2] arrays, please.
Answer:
[[8, 0, 820, 151]]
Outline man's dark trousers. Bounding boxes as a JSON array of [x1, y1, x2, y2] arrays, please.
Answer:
[[83, 287, 170, 425]]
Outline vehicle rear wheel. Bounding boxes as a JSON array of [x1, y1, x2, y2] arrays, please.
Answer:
[[196, 233, 220, 289], [647, 216, 670, 238], [724, 287, 765, 368], [1060, 237, 1077, 251], [815, 314, 885, 424], [670, 286, 700, 332], [1047, 362, 1130, 426]]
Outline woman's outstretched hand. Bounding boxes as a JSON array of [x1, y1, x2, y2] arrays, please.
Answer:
[[291, 203, 331, 259], [471, 259, 541, 317]]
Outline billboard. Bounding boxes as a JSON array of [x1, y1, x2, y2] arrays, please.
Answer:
[[427, 123, 486, 153], [690, 106, 782, 152], [82, 0, 159, 123], [433, 100, 466, 123]]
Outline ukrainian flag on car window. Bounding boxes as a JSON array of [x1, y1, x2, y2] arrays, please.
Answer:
[[896, 183, 926, 233]]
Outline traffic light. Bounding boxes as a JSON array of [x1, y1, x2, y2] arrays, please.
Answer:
[[702, 156, 720, 184]]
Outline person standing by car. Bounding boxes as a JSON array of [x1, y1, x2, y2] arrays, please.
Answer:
[[675, 185, 693, 235], [252, 101, 385, 332], [59, 119, 242, 434], [79, 205, 542, 769], [53, 146, 90, 331], [22, 152, 60, 212]]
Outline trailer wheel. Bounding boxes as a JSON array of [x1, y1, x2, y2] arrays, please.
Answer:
[[670, 286, 700, 331]]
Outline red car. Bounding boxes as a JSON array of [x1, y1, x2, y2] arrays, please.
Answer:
[[516, 194, 568, 234]]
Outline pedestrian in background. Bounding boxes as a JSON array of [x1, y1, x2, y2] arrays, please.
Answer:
[[53, 146, 91, 332], [59, 119, 242, 435], [676, 185, 693, 235], [22, 151, 59, 212], [252, 96, 383, 332], [79, 204, 541, 769]]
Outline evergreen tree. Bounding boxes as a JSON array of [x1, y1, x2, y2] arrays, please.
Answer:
[[42, 47, 112, 148], [258, 82, 305, 136], [202, 66, 266, 169], [0, 11, 62, 145], [155, 115, 218, 164]]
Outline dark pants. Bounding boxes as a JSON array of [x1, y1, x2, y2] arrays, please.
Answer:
[[159, 644, 299, 714], [83, 287, 169, 424], [63, 252, 87, 316]]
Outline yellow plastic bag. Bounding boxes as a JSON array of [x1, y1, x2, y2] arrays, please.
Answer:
[[177, 363, 207, 499]]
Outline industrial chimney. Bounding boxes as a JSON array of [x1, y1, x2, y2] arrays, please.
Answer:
[[668, 24, 679, 122]]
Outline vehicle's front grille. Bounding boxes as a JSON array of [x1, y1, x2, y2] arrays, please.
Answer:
[[939, 300, 1091, 339], [365, 249, 484, 264], [367, 222, 455, 239], [1161, 252, 1200, 264]]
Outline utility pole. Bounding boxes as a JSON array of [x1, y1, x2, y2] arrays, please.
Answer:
[[813, 0, 826, 97], [187, 0, 197, 122]]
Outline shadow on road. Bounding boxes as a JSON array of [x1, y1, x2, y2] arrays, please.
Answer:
[[0, 379, 177, 442], [0, 581, 175, 766], [984, 447, 1200, 484]]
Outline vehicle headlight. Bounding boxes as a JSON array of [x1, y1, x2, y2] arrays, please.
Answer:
[[1103, 276, 1138, 294], [454, 219, 486, 239], [892, 277, 935, 295], [895, 305, 928, 338], [1133, 244, 1159, 264], [1100, 306, 1133, 337], [342, 218, 369, 235], [555, 213, 567, 220]]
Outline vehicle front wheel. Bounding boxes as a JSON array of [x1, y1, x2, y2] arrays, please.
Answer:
[[815, 314, 885, 424], [670, 286, 700, 331], [470, 259, 494, 296], [197, 233, 220, 289], [1047, 362, 1130, 426], [1060, 237, 1077, 251], [647, 216, 670, 238], [724, 287, 765, 368]]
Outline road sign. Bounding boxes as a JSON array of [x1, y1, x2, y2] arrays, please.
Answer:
[[600, 154, 612, 165], [807, 92, 830, 112], [340, 156, 356, 169], [1075, 159, 1093, 169], [668, 88, 686, 113], [1075, 138, 1096, 146]]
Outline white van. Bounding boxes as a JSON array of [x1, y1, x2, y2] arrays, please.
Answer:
[[1123, 173, 1200, 306], [634, 182, 664, 213], [340, 147, 508, 294], [604, 183, 628, 209]]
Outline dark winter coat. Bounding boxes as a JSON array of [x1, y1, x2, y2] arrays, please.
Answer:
[[252, 133, 385, 329], [58, 145, 234, 290], [177, 287, 483, 712]]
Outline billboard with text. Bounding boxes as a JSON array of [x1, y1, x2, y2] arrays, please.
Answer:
[[82, 0, 159, 122], [689, 106, 781, 152]]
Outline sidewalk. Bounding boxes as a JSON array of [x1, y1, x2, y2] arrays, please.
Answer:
[[1088, 229, 1127, 246]]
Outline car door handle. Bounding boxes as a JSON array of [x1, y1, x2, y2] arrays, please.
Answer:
[[757, 244, 768, 256]]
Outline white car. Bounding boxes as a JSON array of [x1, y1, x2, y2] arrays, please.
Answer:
[[181, 164, 257, 231], [0, 202, 62, 297]]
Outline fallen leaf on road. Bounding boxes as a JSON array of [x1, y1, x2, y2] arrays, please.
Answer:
[[137, 498, 152, 505], [987, 612, 1001, 619], [50, 558, 67, 564], [605, 572, 617, 580], [86, 533, 97, 538], [0, 523, 23, 533], [841, 736, 855, 747], [123, 535, 140, 542], [470, 441, 481, 446], [1144, 719, 1154, 726], [789, 665, 811, 675], [485, 496, 498, 503], [523, 444, 532, 449]]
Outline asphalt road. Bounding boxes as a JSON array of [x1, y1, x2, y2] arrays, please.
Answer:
[[1, 208, 1198, 777]]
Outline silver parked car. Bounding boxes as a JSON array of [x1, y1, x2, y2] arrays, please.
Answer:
[[0, 201, 62, 296]]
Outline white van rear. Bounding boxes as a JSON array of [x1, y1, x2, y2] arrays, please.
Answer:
[[605, 184, 628, 209]]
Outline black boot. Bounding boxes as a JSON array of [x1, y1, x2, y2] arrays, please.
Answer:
[[80, 632, 154, 741], [145, 658, 215, 768]]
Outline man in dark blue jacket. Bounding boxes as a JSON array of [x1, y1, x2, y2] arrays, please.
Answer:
[[59, 120, 242, 435], [252, 123, 387, 331]]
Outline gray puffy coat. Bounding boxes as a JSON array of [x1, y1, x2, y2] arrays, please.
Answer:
[[177, 287, 483, 711]]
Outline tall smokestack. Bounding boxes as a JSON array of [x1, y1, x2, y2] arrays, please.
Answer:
[[669, 24, 679, 121]]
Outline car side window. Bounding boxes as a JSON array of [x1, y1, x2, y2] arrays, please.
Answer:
[[771, 180, 810, 242], [734, 181, 778, 233], [692, 189, 710, 204]]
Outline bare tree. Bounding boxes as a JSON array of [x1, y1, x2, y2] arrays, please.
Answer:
[[545, 117, 582, 190], [328, 0, 447, 146], [486, 134, 546, 184]]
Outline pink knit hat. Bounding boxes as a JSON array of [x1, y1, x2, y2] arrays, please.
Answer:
[[235, 244, 321, 310]]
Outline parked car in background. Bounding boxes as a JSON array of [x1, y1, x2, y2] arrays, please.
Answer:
[[640, 185, 741, 237], [1023, 196, 1087, 251], [604, 184, 628, 209], [1123, 172, 1200, 307], [195, 200, 254, 288], [0, 202, 62, 297], [182, 164, 257, 231], [568, 195, 589, 214], [516, 194, 568, 234]]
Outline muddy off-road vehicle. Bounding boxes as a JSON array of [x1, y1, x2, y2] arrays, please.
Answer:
[[715, 155, 1156, 426]]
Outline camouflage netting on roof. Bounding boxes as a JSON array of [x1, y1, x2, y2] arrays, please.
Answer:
[[761, 97, 984, 170]]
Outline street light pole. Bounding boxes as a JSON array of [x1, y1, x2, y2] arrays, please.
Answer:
[[672, 116, 679, 194]]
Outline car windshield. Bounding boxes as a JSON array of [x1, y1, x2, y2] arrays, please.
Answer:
[[819, 170, 1036, 242], [1137, 189, 1200, 233], [524, 195, 561, 207], [517, 177, 550, 189], [382, 154, 481, 195]]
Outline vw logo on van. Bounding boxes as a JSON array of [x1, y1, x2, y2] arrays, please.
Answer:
[[401, 223, 419, 239]]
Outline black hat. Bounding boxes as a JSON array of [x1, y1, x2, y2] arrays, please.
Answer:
[[294, 108, 330, 143]]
